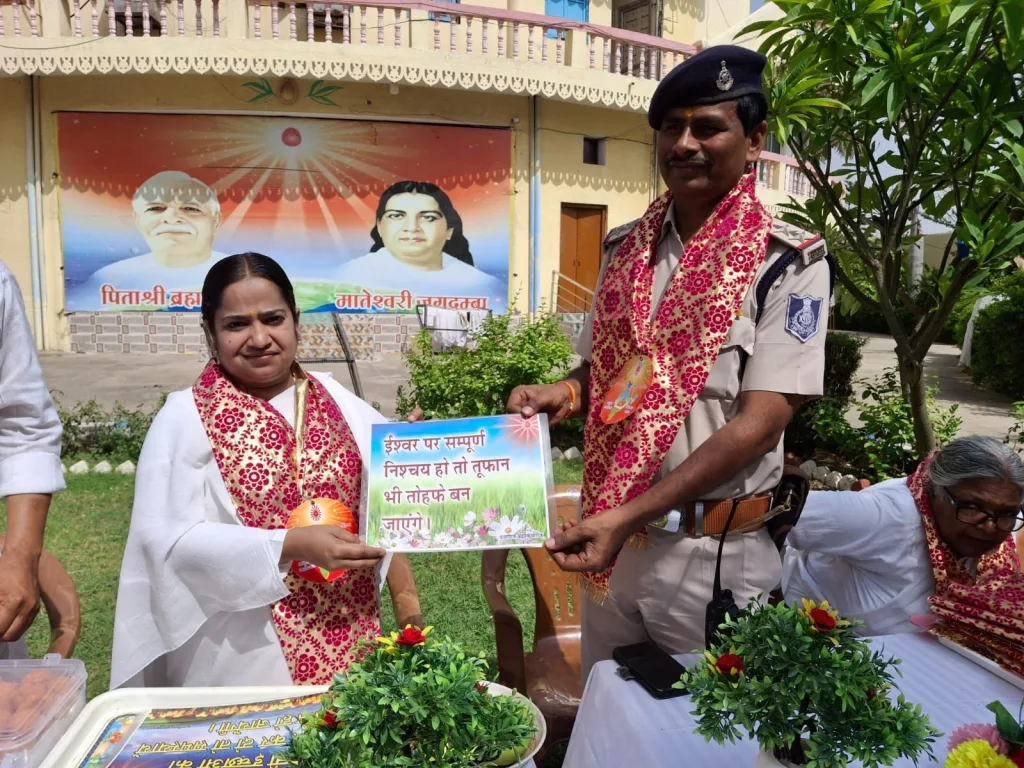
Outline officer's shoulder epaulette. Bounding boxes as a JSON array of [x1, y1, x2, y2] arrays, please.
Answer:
[[603, 219, 641, 250], [770, 218, 828, 266]]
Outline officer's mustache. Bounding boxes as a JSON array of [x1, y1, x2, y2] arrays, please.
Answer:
[[665, 152, 712, 168]]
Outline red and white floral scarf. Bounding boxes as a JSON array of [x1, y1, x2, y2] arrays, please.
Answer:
[[193, 363, 381, 684], [581, 172, 772, 601], [908, 457, 1024, 675]]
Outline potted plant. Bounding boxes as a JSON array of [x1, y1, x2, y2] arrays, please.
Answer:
[[284, 625, 543, 768], [678, 599, 940, 768], [945, 699, 1024, 767]]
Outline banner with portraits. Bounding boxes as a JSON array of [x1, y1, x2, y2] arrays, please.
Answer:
[[57, 113, 512, 314]]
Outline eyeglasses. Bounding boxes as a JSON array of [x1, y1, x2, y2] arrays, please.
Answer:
[[943, 489, 1024, 533]]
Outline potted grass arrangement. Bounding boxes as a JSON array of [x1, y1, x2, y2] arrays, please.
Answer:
[[285, 625, 543, 768], [679, 599, 940, 768]]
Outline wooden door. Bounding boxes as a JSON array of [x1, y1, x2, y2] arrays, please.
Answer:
[[558, 205, 605, 313]]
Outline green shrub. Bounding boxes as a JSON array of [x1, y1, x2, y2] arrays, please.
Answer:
[[395, 313, 574, 420], [970, 272, 1024, 399], [55, 395, 166, 463], [788, 365, 961, 481], [854, 368, 961, 480], [784, 333, 865, 457], [681, 599, 939, 767]]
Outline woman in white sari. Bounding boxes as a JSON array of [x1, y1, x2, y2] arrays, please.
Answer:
[[110, 252, 421, 689]]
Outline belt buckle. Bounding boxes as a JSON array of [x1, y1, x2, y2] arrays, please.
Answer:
[[694, 501, 704, 539]]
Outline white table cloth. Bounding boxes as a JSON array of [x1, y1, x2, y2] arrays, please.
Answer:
[[563, 633, 1021, 767]]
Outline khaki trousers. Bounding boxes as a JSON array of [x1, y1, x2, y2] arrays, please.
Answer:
[[581, 526, 782, 682]]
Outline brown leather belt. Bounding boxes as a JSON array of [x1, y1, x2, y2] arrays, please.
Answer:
[[683, 495, 773, 537]]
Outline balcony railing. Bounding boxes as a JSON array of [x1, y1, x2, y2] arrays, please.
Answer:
[[1, 0, 696, 82]]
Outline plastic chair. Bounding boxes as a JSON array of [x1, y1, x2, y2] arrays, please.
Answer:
[[481, 487, 583, 758], [0, 535, 81, 659]]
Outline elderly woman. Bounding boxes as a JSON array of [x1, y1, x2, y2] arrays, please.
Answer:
[[782, 436, 1024, 636]]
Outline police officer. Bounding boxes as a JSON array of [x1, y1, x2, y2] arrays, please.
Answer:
[[507, 45, 830, 678]]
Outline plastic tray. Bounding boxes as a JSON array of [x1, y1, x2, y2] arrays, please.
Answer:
[[0, 655, 87, 768]]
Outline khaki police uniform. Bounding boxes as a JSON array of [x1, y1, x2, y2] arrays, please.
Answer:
[[575, 206, 831, 676]]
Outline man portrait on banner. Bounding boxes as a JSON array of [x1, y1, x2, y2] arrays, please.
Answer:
[[67, 171, 229, 310], [333, 180, 507, 313]]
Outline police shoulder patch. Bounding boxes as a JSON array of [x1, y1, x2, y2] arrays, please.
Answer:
[[785, 293, 824, 343], [771, 219, 828, 266], [603, 219, 640, 249]]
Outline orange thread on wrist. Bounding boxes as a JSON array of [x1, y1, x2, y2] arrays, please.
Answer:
[[561, 381, 578, 414]]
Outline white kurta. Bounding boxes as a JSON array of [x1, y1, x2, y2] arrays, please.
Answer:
[[109, 372, 389, 689], [781, 479, 937, 636], [0, 260, 66, 661]]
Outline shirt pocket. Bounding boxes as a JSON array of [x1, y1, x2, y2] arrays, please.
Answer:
[[702, 316, 756, 400]]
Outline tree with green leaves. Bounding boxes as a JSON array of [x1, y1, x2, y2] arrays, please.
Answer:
[[746, 0, 1024, 454]]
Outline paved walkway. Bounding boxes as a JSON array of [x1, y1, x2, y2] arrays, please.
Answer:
[[38, 332, 1019, 437], [848, 333, 1016, 439], [38, 352, 411, 417]]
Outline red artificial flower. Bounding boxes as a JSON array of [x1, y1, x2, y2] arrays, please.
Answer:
[[809, 608, 837, 632], [1010, 751, 1024, 768], [395, 626, 428, 646], [866, 688, 876, 700], [321, 710, 339, 728], [715, 653, 744, 676], [475, 681, 488, 693]]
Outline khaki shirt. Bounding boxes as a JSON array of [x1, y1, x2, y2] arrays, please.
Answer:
[[576, 207, 830, 499]]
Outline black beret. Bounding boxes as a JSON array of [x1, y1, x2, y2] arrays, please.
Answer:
[[648, 45, 767, 130]]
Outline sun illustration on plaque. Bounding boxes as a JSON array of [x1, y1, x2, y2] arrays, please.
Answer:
[[506, 415, 541, 444]]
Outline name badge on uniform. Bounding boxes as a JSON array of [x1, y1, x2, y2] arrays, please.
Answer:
[[600, 355, 654, 424]]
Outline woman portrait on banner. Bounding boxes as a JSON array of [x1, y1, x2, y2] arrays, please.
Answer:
[[333, 180, 506, 311], [110, 252, 422, 689], [782, 435, 1023, 637]]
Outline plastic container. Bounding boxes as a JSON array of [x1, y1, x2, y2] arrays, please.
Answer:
[[0, 655, 87, 768]]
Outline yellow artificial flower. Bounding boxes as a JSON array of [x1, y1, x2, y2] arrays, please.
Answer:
[[945, 740, 1016, 768], [798, 599, 852, 645]]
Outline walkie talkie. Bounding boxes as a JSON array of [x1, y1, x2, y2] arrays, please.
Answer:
[[705, 499, 741, 648]]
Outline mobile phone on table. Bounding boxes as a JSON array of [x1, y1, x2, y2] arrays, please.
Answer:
[[612, 641, 688, 700]]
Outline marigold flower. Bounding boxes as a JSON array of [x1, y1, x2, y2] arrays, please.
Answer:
[[949, 724, 1009, 756], [944, 739, 1015, 768]]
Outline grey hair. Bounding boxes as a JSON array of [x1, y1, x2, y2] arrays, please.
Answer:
[[929, 435, 1024, 501]]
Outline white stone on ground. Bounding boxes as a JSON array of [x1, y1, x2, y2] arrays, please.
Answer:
[[563, 447, 582, 461], [825, 471, 843, 490], [799, 460, 817, 476], [812, 465, 830, 483], [550, 447, 565, 462], [838, 475, 858, 491], [116, 461, 136, 475], [92, 460, 112, 474], [69, 460, 89, 474]]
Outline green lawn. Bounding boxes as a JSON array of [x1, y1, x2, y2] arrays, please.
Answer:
[[5, 461, 583, 700]]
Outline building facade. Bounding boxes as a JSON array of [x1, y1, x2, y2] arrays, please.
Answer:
[[1, 0, 811, 357]]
